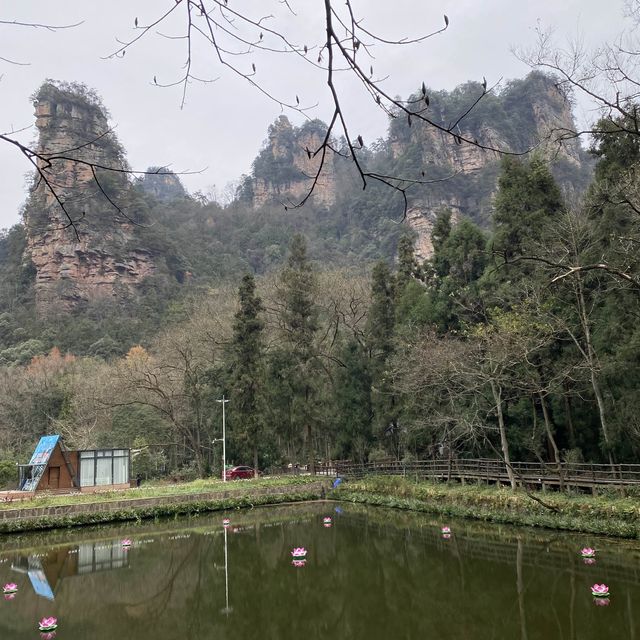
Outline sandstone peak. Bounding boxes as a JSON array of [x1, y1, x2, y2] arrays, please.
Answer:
[[241, 116, 337, 208], [24, 81, 157, 312], [138, 167, 187, 202]]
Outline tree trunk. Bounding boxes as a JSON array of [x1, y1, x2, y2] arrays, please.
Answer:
[[306, 423, 315, 474], [539, 392, 564, 491], [490, 380, 516, 489], [575, 273, 615, 466], [563, 381, 577, 449]]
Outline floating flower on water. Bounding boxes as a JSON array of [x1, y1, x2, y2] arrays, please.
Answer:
[[593, 597, 611, 607], [441, 526, 451, 534], [583, 557, 597, 566], [121, 538, 132, 548], [222, 518, 230, 527], [291, 547, 307, 558], [323, 517, 332, 524], [292, 559, 307, 568], [3, 583, 18, 594], [581, 547, 596, 558], [38, 617, 58, 632], [591, 584, 610, 598]]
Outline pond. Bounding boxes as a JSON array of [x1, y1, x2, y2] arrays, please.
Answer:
[[0, 502, 638, 639]]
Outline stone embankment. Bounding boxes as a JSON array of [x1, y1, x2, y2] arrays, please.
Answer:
[[0, 480, 331, 533]]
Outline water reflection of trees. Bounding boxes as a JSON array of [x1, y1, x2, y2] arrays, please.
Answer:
[[1, 505, 639, 639]]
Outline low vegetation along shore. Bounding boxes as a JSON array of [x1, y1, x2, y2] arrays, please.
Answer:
[[0, 476, 327, 533], [3, 474, 640, 539], [331, 476, 640, 539]]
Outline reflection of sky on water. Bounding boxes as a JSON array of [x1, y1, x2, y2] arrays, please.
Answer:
[[9, 539, 130, 600]]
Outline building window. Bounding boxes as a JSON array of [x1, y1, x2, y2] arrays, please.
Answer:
[[78, 449, 130, 487]]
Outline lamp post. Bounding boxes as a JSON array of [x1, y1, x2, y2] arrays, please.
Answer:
[[217, 396, 230, 482]]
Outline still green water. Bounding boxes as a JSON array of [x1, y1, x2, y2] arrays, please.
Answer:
[[0, 503, 638, 639]]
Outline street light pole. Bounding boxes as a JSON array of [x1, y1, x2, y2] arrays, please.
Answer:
[[217, 396, 230, 482]]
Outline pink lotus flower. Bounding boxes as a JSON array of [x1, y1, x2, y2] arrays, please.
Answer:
[[442, 533, 452, 540], [583, 557, 597, 566], [441, 526, 451, 534], [291, 559, 306, 568], [291, 547, 307, 558], [3, 583, 18, 594], [121, 538, 132, 547], [324, 522, 332, 528], [323, 517, 332, 524], [591, 584, 610, 597], [581, 547, 596, 558], [222, 518, 230, 526], [38, 617, 58, 632]]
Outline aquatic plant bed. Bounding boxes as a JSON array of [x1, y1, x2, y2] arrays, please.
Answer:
[[0, 477, 329, 533], [331, 476, 640, 539]]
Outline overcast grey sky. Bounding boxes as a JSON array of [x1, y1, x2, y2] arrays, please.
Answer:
[[0, 0, 629, 228]]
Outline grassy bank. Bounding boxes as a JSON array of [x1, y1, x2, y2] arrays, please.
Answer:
[[0, 475, 319, 511], [331, 476, 640, 539], [0, 476, 327, 534]]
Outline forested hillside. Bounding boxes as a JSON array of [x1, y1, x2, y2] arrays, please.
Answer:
[[4, 71, 637, 486]]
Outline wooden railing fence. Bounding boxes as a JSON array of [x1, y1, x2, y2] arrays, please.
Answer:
[[331, 458, 640, 490]]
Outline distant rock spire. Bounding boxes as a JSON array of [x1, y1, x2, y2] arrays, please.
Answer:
[[24, 81, 157, 312]]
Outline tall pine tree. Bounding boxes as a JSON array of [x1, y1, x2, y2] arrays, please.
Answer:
[[366, 261, 401, 458], [279, 235, 320, 471], [229, 273, 265, 475]]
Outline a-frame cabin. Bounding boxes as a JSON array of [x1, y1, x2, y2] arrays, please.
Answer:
[[17, 435, 131, 494]]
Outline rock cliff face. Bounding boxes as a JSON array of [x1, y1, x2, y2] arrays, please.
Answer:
[[243, 116, 337, 208], [243, 72, 590, 261], [394, 72, 588, 257], [23, 82, 157, 311]]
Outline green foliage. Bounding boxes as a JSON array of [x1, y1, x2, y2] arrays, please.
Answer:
[[34, 80, 110, 118], [492, 155, 563, 259], [333, 341, 372, 462], [281, 235, 319, 359], [229, 274, 266, 470], [0, 458, 17, 489], [365, 261, 401, 456], [277, 235, 321, 467], [0, 477, 326, 533], [0, 71, 635, 480], [333, 476, 640, 538]]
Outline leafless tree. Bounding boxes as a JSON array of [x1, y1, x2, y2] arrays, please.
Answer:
[[517, 8, 640, 143], [516, 211, 619, 464], [1, 2, 523, 234], [107, 1, 523, 213], [396, 307, 563, 490]]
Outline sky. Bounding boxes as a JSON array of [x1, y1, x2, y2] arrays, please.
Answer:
[[0, 0, 630, 228]]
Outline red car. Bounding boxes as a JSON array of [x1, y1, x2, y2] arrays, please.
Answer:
[[224, 466, 258, 480]]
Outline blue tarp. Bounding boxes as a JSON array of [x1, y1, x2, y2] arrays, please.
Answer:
[[21, 435, 60, 491], [28, 435, 60, 466]]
